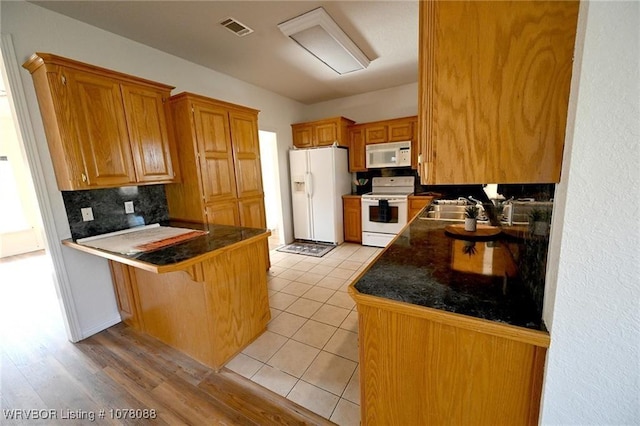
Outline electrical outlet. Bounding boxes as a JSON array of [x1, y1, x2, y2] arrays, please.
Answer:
[[124, 201, 134, 214], [81, 207, 94, 222]]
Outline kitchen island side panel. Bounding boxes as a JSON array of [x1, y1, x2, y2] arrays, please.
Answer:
[[109, 233, 270, 371]]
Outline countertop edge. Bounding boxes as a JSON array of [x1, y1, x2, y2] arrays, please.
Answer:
[[348, 283, 550, 348], [62, 229, 270, 274]]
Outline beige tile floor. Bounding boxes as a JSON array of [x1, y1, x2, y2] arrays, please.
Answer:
[[227, 243, 381, 426]]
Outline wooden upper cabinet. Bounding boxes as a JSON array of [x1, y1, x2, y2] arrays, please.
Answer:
[[292, 125, 313, 148], [418, 1, 580, 184], [362, 117, 415, 145], [22, 53, 178, 190], [121, 84, 178, 183], [389, 120, 414, 142], [364, 125, 387, 144], [291, 117, 354, 148], [348, 125, 367, 172], [347, 116, 417, 171], [66, 69, 136, 187]]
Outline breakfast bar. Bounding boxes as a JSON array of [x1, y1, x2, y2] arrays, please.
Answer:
[[64, 222, 271, 371]]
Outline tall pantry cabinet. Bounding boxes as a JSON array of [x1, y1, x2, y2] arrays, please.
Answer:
[[165, 93, 266, 232]]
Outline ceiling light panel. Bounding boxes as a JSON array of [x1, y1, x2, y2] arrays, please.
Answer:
[[278, 7, 370, 75]]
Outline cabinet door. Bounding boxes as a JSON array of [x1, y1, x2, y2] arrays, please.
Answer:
[[121, 85, 177, 183], [364, 125, 388, 144], [67, 69, 136, 187], [343, 197, 362, 243], [230, 110, 263, 199], [292, 125, 313, 148], [419, 1, 579, 184], [193, 103, 238, 203], [205, 201, 240, 226], [408, 196, 433, 221], [348, 127, 367, 172], [315, 122, 338, 146], [108, 261, 141, 330], [238, 196, 267, 229], [388, 121, 413, 142]]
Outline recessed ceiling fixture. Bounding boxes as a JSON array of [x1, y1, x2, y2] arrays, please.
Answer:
[[220, 17, 254, 37], [278, 7, 370, 75]]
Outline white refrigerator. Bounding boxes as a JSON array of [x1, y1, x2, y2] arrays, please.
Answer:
[[290, 146, 351, 244]]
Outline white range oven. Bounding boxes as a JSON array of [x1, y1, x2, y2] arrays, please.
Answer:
[[361, 176, 414, 247]]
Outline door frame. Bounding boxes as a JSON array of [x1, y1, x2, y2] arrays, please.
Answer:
[[1, 34, 82, 341]]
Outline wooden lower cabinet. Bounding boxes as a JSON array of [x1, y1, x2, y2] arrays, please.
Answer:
[[349, 288, 549, 425], [342, 195, 362, 243], [205, 201, 240, 227], [109, 235, 270, 371], [407, 195, 433, 221]]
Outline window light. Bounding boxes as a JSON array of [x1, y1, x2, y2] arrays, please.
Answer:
[[278, 7, 370, 75]]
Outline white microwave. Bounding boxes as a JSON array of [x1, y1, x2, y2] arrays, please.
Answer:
[[366, 141, 412, 168]]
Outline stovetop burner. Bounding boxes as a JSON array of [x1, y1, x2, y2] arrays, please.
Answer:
[[362, 176, 415, 199]]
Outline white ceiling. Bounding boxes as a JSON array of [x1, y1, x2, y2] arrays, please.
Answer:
[[30, 1, 419, 105]]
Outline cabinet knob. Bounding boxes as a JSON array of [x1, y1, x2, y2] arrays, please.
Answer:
[[81, 173, 87, 183]]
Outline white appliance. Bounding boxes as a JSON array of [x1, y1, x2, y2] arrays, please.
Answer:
[[290, 146, 351, 244], [361, 176, 415, 247], [365, 141, 411, 168]]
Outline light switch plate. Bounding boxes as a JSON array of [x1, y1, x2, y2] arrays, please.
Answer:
[[124, 201, 134, 214], [81, 207, 94, 221]]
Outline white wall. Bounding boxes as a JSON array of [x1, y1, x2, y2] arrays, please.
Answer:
[[301, 82, 418, 123], [540, 1, 640, 424], [1, 0, 304, 339]]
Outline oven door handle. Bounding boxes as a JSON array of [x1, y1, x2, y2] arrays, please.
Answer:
[[362, 199, 404, 205]]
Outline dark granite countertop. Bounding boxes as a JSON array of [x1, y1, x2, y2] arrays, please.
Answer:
[[130, 221, 268, 266], [353, 216, 549, 331], [63, 220, 269, 271]]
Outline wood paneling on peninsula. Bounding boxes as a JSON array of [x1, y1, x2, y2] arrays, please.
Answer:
[[23, 53, 179, 190], [350, 288, 549, 426], [65, 225, 271, 371], [418, 1, 580, 184]]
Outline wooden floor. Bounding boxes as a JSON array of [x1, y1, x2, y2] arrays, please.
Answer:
[[0, 252, 333, 425]]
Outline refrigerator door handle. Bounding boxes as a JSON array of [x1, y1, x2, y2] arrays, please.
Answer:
[[305, 172, 313, 197]]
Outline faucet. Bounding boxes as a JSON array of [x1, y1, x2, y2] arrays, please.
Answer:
[[468, 196, 489, 221], [468, 196, 483, 206]]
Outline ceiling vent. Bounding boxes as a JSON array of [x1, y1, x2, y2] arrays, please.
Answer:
[[220, 17, 254, 37]]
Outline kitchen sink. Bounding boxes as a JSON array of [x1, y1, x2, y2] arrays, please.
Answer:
[[420, 202, 476, 222]]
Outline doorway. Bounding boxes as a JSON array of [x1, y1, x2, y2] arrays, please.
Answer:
[[258, 130, 284, 249], [0, 68, 44, 258], [0, 46, 67, 344]]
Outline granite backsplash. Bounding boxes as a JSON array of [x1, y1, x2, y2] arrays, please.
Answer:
[[61, 185, 169, 240], [354, 168, 555, 201]]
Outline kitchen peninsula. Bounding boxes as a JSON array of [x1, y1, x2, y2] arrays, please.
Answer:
[[65, 222, 271, 371], [349, 209, 550, 425]]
